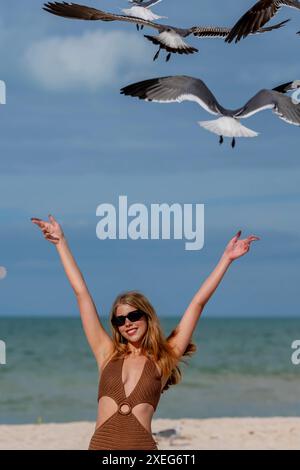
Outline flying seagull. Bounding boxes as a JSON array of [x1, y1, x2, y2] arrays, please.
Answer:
[[120, 76, 300, 147], [43, 2, 289, 62], [226, 0, 300, 43], [122, 0, 166, 31]]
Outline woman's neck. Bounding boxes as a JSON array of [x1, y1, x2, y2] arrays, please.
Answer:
[[127, 343, 143, 356]]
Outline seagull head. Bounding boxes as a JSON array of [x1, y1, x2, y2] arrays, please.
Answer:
[[291, 80, 300, 89]]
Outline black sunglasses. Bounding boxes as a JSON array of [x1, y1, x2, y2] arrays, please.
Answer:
[[111, 309, 146, 327]]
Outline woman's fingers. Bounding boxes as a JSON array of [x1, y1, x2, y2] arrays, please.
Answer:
[[31, 218, 44, 227], [32, 215, 60, 245], [48, 214, 57, 224], [248, 235, 260, 242], [31, 218, 48, 229], [45, 234, 59, 241], [240, 235, 260, 253], [44, 234, 59, 245], [31, 218, 53, 232], [32, 217, 56, 240], [226, 230, 242, 250], [231, 230, 242, 244], [246, 235, 260, 244], [239, 235, 260, 244]]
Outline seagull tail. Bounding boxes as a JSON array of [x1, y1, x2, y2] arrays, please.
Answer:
[[198, 117, 258, 138]]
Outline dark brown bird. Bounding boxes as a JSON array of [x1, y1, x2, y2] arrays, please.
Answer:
[[226, 0, 300, 43]]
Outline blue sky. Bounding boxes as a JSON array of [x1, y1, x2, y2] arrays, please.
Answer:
[[0, 0, 300, 317]]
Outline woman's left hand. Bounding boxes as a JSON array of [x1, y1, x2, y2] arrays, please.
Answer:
[[223, 231, 260, 262]]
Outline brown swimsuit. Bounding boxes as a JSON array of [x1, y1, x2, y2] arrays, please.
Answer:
[[88, 356, 162, 450]]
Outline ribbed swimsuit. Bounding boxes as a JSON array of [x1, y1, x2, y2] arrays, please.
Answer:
[[88, 356, 162, 450]]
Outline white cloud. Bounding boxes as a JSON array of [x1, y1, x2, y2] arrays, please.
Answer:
[[0, 266, 7, 280], [23, 29, 149, 91]]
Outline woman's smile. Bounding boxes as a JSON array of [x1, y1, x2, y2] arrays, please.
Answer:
[[126, 326, 139, 336]]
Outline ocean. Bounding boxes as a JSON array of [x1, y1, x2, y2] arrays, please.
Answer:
[[0, 317, 299, 424]]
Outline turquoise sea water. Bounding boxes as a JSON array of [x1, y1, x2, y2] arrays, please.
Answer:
[[0, 317, 299, 424]]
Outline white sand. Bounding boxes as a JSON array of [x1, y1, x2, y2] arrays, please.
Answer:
[[0, 418, 299, 450]]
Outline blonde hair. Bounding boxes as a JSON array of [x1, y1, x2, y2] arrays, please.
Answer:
[[109, 291, 196, 392]]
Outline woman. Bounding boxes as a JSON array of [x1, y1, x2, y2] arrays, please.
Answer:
[[31, 214, 259, 450]]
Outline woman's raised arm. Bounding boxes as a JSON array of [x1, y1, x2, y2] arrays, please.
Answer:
[[168, 231, 260, 358], [31, 214, 113, 369]]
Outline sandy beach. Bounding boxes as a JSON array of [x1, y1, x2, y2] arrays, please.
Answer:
[[0, 418, 299, 450]]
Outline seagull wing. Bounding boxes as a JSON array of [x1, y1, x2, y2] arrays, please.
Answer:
[[236, 89, 300, 125], [43, 2, 162, 29], [191, 19, 288, 39], [191, 19, 287, 38], [272, 81, 294, 93], [121, 76, 224, 116], [225, 0, 300, 43], [191, 26, 234, 38]]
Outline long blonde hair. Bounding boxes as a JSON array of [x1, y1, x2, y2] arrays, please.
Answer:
[[109, 291, 196, 392]]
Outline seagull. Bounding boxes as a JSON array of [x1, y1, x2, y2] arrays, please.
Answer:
[[43, 2, 289, 62], [226, 0, 300, 43], [120, 76, 300, 147], [122, 1, 166, 31], [153, 428, 178, 438], [153, 425, 183, 445]]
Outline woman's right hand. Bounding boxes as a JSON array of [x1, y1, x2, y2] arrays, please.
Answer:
[[31, 214, 64, 245]]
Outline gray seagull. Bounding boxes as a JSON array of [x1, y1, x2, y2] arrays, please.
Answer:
[[43, 2, 289, 62], [120, 76, 300, 147], [226, 0, 300, 43]]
